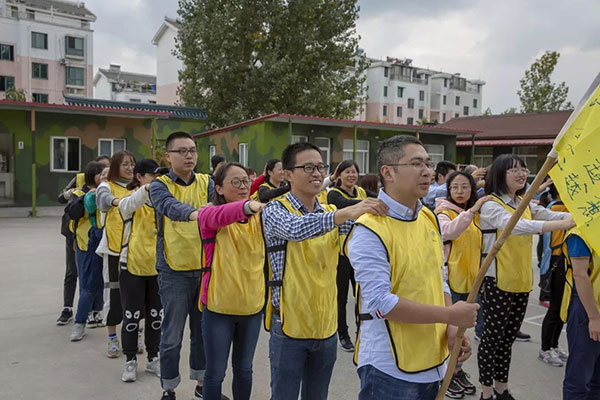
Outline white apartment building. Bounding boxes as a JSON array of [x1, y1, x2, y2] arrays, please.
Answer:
[[0, 0, 95, 103], [94, 64, 156, 104], [364, 57, 485, 125], [152, 16, 182, 105]]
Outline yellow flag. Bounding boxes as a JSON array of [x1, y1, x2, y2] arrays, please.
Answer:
[[549, 74, 600, 255]]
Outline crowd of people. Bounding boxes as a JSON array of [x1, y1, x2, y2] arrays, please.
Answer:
[[53, 131, 600, 400]]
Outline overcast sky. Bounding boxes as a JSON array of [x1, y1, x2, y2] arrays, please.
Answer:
[[92, 0, 600, 113]]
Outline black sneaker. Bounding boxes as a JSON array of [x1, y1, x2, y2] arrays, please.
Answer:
[[193, 385, 230, 400], [515, 331, 531, 342], [56, 308, 73, 325], [161, 390, 176, 400], [446, 377, 465, 399], [480, 394, 494, 400], [339, 336, 355, 352], [494, 389, 516, 400], [454, 369, 476, 395]]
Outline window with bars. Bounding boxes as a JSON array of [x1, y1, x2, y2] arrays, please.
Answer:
[[98, 139, 126, 157], [66, 67, 84, 86], [32, 63, 48, 79], [51, 137, 80, 172], [343, 139, 369, 174]]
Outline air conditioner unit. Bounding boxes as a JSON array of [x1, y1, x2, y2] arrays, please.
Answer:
[[59, 58, 67, 65]]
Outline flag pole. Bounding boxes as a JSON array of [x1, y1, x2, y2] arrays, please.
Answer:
[[435, 155, 556, 400]]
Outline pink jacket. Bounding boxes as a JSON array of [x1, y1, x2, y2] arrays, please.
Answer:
[[435, 198, 475, 261], [197, 200, 250, 305]]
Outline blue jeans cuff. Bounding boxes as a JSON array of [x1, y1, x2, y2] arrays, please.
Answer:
[[190, 368, 205, 381], [161, 375, 181, 391]]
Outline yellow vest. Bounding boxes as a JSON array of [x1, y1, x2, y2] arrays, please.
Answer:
[[560, 228, 600, 322], [252, 182, 286, 203], [75, 173, 85, 188], [350, 207, 449, 373], [264, 195, 340, 339], [549, 202, 568, 256], [104, 181, 132, 253], [205, 213, 266, 315], [123, 203, 158, 276], [437, 209, 482, 294], [71, 189, 101, 252], [484, 195, 533, 293], [317, 189, 328, 205], [329, 186, 367, 254], [156, 173, 209, 271]]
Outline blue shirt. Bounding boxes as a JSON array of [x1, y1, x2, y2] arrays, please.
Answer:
[[261, 192, 353, 309], [149, 169, 215, 275], [567, 234, 592, 296], [422, 181, 441, 208], [348, 188, 450, 383]]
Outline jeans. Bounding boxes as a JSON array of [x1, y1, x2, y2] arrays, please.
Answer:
[[451, 290, 483, 336], [74, 229, 104, 324], [202, 307, 262, 400], [357, 365, 439, 400], [269, 315, 337, 400], [158, 270, 205, 391], [563, 296, 600, 399]]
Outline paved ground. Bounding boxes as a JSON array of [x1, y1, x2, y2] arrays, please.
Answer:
[[0, 217, 566, 400]]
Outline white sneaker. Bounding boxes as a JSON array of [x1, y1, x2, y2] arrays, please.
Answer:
[[121, 359, 137, 382], [553, 346, 569, 361], [70, 323, 86, 342], [538, 349, 564, 367], [107, 337, 121, 358], [145, 356, 161, 377], [94, 311, 105, 328]]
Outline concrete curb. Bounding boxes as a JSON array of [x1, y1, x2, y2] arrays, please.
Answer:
[[0, 206, 64, 218]]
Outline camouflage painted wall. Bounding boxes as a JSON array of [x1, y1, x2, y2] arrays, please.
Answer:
[[195, 120, 457, 175], [0, 109, 206, 207]]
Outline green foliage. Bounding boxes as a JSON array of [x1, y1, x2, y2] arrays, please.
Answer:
[[482, 107, 493, 116], [501, 107, 518, 115], [176, 0, 367, 127], [518, 51, 573, 113], [5, 87, 26, 102]]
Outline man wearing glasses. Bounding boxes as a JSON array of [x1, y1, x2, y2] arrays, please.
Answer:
[[262, 142, 388, 399], [149, 131, 217, 400]]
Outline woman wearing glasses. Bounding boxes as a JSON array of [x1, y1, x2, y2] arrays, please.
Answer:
[[96, 150, 135, 358], [477, 154, 574, 400], [197, 162, 266, 400]]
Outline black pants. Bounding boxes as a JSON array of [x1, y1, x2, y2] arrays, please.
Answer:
[[336, 254, 356, 339], [120, 269, 162, 361], [63, 235, 77, 308], [478, 277, 529, 387], [103, 255, 123, 326], [541, 256, 566, 351]]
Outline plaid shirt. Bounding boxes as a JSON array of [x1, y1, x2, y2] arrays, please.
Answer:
[[261, 192, 353, 309]]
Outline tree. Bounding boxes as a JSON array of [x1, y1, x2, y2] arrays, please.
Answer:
[[501, 107, 518, 115], [176, 0, 367, 127], [482, 107, 493, 116], [4, 87, 26, 101], [517, 51, 573, 113]]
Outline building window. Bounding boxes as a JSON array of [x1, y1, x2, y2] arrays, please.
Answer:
[[291, 135, 308, 144], [424, 144, 445, 166], [473, 98, 478, 108], [515, 146, 539, 176], [382, 105, 387, 116], [51, 137, 80, 172], [455, 96, 460, 106], [454, 113, 459, 118], [0, 44, 14, 61], [444, 78, 448, 88], [66, 67, 84, 86], [343, 139, 369, 174], [407, 117, 414, 125], [384, 67, 389, 78], [442, 113, 446, 122], [407, 98, 415, 109], [238, 143, 248, 167], [209, 145, 216, 169], [31, 32, 48, 49], [148, 100, 157, 104], [65, 36, 84, 57], [10, 5, 18, 18], [418, 109, 424, 119], [26, 9, 35, 19], [32, 93, 48, 103], [32, 63, 48, 79], [129, 98, 141, 103], [0, 76, 15, 91], [419, 90, 425, 101], [443, 95, 447, 105], [463, 106, 469, 116], [98, 139, 126, 157], [314, 137, 330, 166], [383, 86, 388, 97], [397, 86, 404, 98], [474, 147, 493, 168], [396, 106, 402, 117]]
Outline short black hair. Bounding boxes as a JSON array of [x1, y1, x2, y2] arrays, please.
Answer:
[[84, 161, 105, 187], [264, 158, 281, 185], [95, 155, 110, 162], [435, 160, 457, 183], [446, 171, 478, 209], [485, 154, 527, 196], [166, 131, 194, 151], [376, 135, 423, 184], [281, 142, 322, 170], [211, 155, 226, 171]]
